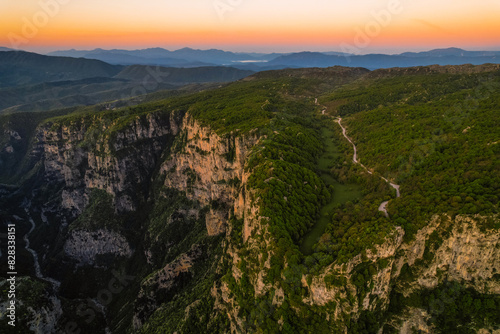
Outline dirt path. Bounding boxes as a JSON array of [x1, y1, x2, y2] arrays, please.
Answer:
[[335, 117, 400, 217]]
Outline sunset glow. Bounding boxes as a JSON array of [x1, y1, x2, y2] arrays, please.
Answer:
[[2, 0, 500, 52]]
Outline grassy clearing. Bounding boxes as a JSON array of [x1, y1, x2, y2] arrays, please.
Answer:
[[300, 127, 363, 255]]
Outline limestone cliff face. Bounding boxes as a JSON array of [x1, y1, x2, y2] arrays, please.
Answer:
[[302, 226, 405, 322], [37, 111, 182, 215], [298, 214, 499, 331], [0, 277, 62, 334], [29, 108, 263, 283], [25, 111, 183, 273], [395, 215, 500, 294], [128, 114, 263, 330], [396, 308, 433, 334], [1, 129, 21, 154], [160, 113, 259, 235]]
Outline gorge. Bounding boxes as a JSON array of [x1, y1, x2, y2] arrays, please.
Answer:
[[0, 65, 499, 333]]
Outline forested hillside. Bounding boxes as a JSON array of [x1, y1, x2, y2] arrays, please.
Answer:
[[0, 64, 498, 333]]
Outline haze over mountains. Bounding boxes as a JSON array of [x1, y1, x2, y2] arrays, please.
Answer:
[[46, 46, 500, 70], [48, 47, 281, 68]]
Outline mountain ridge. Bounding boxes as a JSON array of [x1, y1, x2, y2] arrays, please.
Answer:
[[40, 46, 500, 69]]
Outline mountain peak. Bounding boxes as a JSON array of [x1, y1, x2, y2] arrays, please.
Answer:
[[176, 47, 195, 52]]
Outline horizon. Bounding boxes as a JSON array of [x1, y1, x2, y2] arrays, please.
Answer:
[[2, 0, 499, 54], [3, 45, 500, 57]]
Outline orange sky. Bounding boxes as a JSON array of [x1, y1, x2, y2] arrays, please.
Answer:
[[1, 0, 499, 53]]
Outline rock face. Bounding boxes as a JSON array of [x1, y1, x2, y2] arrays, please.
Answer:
[[422, 218, 499, 292], [302, 226, 405, 321], [299, 214, 500, 331], [127, 114, 262, 329], [0, 277, 62, 334], [23, 111, 183, 274], [395, 215, 500, 294], [160, 113, 259, 235], [133, 245, 203, 329], [35, 110, 259, 235], [37, 111, 183, 215], [397, 308, 432, 334], [1, 129, 22, 154], [63, 229, 133, 265], [30, 109, 262, 292]]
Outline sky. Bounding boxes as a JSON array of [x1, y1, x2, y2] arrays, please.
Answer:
[[1, 0, 500, 53]]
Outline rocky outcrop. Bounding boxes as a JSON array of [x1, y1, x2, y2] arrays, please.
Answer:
[[394, 214, 500, 294], [26, 296, 62, 334], [303, 226, 405, 321], [63, 229, 133, 265], [1, 129, 22, 154], [133, 245, 203, 330], [298, 215, 499, 330], [0, 277, 62, 334], [397, 308, 433, 334]]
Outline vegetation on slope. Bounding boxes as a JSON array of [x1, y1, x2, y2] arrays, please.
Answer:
[[323, 67, 500, 239]]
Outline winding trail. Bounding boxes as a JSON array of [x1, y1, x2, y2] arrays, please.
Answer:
[[335, 117, 401, 217]]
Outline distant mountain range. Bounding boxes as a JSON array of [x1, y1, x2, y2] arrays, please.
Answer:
[[42, 47, 500, 70], [1, 47, 500, 113], [399, 47, 500, 58], [267, 50, 500, 70], [47, 47, 281, 67]]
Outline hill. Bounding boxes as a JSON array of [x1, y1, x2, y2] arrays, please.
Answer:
[[0, 52, 255, 113], [114, 65, 254, 84], [0, 50, 123, 87]]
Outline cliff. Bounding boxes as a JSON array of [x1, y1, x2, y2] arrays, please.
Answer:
[[24, 108, 265, 331], [159, 113, 259, 235], [37, 110, 183, 214], [298, 214, 500, 332]]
